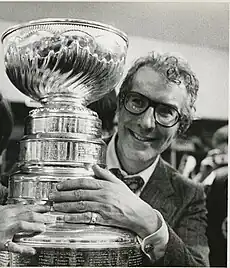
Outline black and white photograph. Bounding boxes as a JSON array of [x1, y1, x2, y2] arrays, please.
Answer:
[[0, 2, 228, 267]]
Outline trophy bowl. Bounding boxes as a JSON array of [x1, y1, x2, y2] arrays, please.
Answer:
[[2, 18, 128, 106]]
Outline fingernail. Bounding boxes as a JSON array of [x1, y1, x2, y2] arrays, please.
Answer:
[[45, 215, 56, 223], [48, 193, 54, 200], [27, 248, 36, 255], [52, 203, 58, 210], [31, 248, 36, 255], [56, 215, 64, 222], [92, 164, 99, 170], [85, 163, 93, 170], [38, 224, 46, 232], [39, 204, 51, 211], [64, 215, 75, 223], [56, 183, 61, 190]]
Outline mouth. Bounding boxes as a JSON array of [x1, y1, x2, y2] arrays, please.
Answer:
[[129, 129, 154, 142]]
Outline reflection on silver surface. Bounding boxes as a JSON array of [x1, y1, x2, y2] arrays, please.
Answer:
[[11, 224, 143, 266], [2, 18, 128, 105]]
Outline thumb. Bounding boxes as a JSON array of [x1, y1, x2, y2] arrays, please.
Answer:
[[92, 165, 121, 183], [5, 241, 36, 255]]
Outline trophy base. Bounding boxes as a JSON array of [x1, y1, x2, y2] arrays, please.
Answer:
[[10, 222, 144, 267]]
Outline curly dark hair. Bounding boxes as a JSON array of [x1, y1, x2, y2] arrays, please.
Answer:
[[118, 51, 199, 134], [88, 89, 117, 133], [0, 93, 13, 155]]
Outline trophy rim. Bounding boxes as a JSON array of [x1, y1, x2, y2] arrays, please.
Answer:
[[1, 17, 129, 44]]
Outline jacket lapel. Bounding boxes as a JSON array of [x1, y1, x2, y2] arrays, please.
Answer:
[[140, 158, 180, 224], [104, 134, 182, 224]]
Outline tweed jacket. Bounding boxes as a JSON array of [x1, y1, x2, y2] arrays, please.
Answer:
[[138, 157, 210, 267]]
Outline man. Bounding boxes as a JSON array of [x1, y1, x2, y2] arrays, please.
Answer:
[[50, 51, 210, 266]]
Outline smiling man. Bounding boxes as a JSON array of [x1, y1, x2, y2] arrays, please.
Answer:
[[51, 51, 210, 267]]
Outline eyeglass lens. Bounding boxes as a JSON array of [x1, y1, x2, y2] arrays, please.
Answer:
[[124, 92, 180, 127]]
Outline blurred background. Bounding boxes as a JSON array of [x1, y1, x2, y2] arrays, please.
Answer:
[[0, 1, 228, 174]]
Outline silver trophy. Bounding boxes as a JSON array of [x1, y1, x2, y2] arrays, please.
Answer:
[[1, 19, 144, 266]]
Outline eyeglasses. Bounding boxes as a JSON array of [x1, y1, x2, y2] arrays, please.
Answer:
[[124, 92, 181, 127]]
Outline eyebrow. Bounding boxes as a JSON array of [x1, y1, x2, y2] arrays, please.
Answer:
[[159, 102, 179, 111], [131, 91, 180, 111]]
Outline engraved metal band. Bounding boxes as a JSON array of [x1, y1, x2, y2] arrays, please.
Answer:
[[25, 114, 102, 138], [19, 138, 106, 165], [8, 172, 94, 203]]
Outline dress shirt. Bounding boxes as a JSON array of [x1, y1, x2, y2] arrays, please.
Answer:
[[106, 133, 169, 262]]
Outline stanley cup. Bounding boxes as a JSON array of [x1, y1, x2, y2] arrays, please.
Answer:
[[1, 19, 144, 266]]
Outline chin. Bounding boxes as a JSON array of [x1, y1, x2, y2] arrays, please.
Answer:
[[127, 149, 158, 163], [139, 153, 158, 163]]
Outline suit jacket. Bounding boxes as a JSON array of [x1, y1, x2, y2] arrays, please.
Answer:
[[138, 157, 209, 267]]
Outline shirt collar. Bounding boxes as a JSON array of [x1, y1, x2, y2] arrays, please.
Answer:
[[106, 132, 160, 185]]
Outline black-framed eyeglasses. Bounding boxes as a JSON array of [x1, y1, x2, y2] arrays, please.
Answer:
[[124, 92, 181, 128]]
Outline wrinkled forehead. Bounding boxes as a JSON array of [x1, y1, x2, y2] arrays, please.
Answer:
[[131, 66, 188, 109], [133, 65, 187, 89], [133, 66, 164, 84]]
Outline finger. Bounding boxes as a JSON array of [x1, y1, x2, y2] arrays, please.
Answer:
[[10, 207, 56, 223], [92, 164, 121, 183], [9, 221, 46, 235], [53, 201, 102, 213], [64, 212, 104, 225], [17, 211, 56, 224], [56, 177, 104, 191], [9, 204, 51, 213], [6, 241, 36, 255], [1, 204, 51, 218], [49, 189, 101, 203], [26, 204, 51, 213]]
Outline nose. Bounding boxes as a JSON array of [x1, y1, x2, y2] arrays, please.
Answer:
[[137, 107, 156, 130]]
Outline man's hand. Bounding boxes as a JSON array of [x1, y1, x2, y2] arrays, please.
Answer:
[[49, 165, 159, 238], [0, 204, 54, 255]]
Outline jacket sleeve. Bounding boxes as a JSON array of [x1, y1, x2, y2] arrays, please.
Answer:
[[156, 185, 210, 267]]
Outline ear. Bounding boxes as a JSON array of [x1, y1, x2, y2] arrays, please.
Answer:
[[172, 125, 180, 140], [116, 96, 120, 109], [115, 102, 120, 118]]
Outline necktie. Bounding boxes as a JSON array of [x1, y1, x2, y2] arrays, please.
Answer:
[[109, 168, 145, 193]]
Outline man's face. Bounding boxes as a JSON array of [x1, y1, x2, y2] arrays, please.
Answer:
[[117, 66, 188, 168]]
